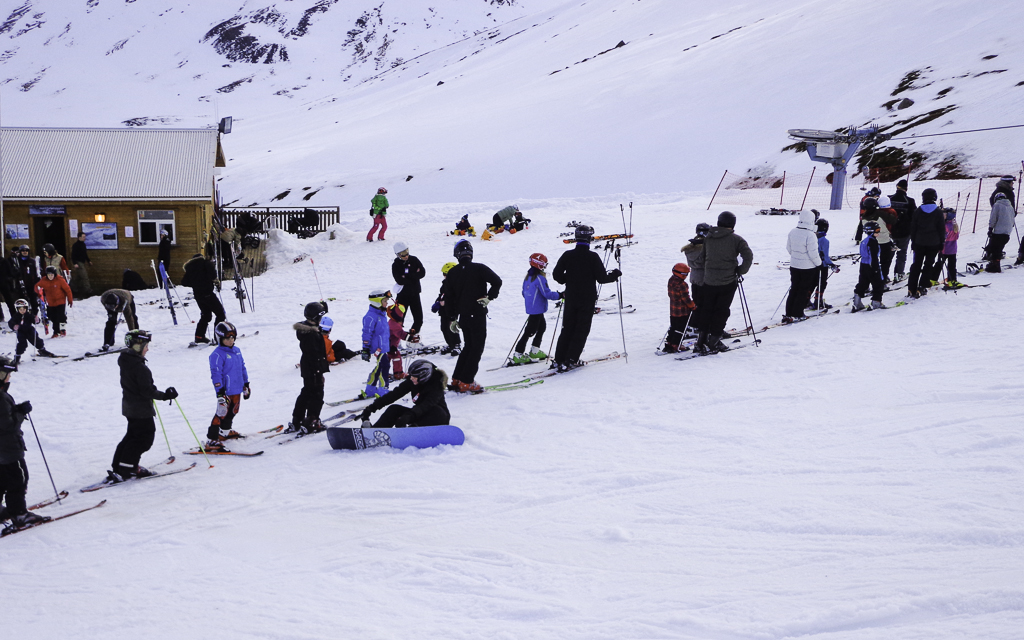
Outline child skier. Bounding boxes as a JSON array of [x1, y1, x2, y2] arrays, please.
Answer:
[[852, 221, 885, 311], [939, 209, 963, 288], [361, 287, 391, 399], [432, 262, 462, 356], [386, 302, 409, 379], [0, 354, 49, 533], [35, 266, 73, 336], [664, 263, 696, 353], [291, 301, 330, 434], [809, 218, 839, 310], [8, 299, 57, 362], [319, 317, 359, 364], [204, 321, 251, 452], [512, 253, 561, 364]]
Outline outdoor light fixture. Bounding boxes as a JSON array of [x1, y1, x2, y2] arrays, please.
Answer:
[[94, 213, 106, 222]]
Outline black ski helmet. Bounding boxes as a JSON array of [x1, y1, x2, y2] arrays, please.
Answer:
[[695, 222, 711, 237], [866, 186, 881, 198], [125, 329, 153, 350], [815, 218, 830, 234], [407, 359, 434, 383], [717, 211, 736, 229], [0, 353, 18, 374], [214, 321, 237, 344], [575, 224, 594, 243], [921, 188, 938, 203], [862, 221, 881, 234], [42, 243, 56, 255], [454, 239, 473, 260], [304, 301, 327, 322], [45, 265, 58, 276]]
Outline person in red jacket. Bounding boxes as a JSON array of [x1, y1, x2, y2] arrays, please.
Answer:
[[34, 266, 73, 337], [664, 263, 696, 353]]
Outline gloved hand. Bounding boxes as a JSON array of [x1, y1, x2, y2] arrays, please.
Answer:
[[477, 297, 490, 308], [431, 301, 440, 314], [164, 387, 178, 400], [361, 349, 370, 362], [394, 414, 411, 428], [242, 382, 251, 400], [558, 291, 565, 299], [15, 401, 32, 414], [216, 388, 227, 398], [216, 396, 229, 418], [370, 208, 375, 216], [359, 408, 372, 421], [736, 275, 744, 283], [609, 269, 622, 279], [33, 315, 40, 325], [829, 264, 840, 274], [449, 320, 460, 333], [321, 300, 329, 313]]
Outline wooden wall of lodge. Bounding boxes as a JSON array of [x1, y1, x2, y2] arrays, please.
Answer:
[[3, 201, 211, 293]]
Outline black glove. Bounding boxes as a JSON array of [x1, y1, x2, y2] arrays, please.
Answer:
[[321, 300, 329, 313], [609, 269, 622, 279], [361, 349, 370, 362], [164, 387, 178, 400], [359, 408, 372, 421], [370, 208, 375, 216], [394, 414, 411, 428], [558, 291, 565, 299], [15, 400, 31, 414], [242, 383, 251, 400], [216, 389, 227, 398]]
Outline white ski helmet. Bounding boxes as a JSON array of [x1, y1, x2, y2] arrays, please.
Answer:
[[368, 287, 392, 308], [393, 241, 409, 256], [877, 195, 891, 208]]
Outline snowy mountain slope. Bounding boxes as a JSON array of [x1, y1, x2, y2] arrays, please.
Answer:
[[3, 0, 1024, 210], [4, 190, 1024, 639]]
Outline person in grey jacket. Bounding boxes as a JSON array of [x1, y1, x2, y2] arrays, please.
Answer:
[[907, 188, 946, 298], [696, 212, 753, 354], [680, 222, 709, 332], [986, 192, 1016, 272], [783, 209, 821, 322], [0, 354, 48, 532]]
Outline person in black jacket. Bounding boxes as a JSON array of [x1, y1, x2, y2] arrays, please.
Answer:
[[392, 241, 426, 339], [109, 330, 177, 482], [359, 359, 450, 429], [99, 289, 138, 351], [888, 180, 917, 282], [70, 231, 93, 298], [0, 354, 49, 532], [8, 299, 56, 362], [551, 225, 621, 371], [181, 253, 226, 344], [990, 175, 1015, 207], [11, 245, 39, 316], [442, 240, 502, 393], [157, 230, 173, 284], [907, 188, 947, 298], [0, 252, 18, 320], [291, 301, 330, 433], [432, 262, 462, 356]]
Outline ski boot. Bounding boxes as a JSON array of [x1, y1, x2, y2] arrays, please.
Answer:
[[6, 511, 49, 533], [204, 439, 229, 453], [870, 300, 886, 310], [510, 353, 532, 365], [135, 466, 156, 478], [406, 331, 421, 344], [781, 316, 795, 324], [851, 294, 865, 311], [528, 349, 547, 360], [693, 332, 711, 356], [707, 335, 730, 354], [220, 429, 243, 440]]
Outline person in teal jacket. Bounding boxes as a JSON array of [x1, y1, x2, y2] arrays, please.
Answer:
[[367, 187, 389, 242]]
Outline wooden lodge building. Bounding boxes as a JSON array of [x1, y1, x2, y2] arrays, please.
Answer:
[[0, 126, 226, 293]]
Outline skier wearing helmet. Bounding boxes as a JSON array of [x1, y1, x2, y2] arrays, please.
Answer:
[[663, 263, 695, 353], [442, 240, 502, 392], [511, 253, 562, 365], [290, 301, 330, 434], [367, 187, 389, 242], [432, 262, 462, 356]]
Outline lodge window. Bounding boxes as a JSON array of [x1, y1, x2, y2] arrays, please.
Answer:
[[138, 210, 176, 245]]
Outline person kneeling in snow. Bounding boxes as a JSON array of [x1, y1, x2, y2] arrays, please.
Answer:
[[358, 359, 450, 429]]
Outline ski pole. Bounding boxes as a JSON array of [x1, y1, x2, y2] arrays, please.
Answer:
[[502, 318, 529, 366], [174, 399, 213, 468], [737, 279, 760, 347], [546, 300, 563, 361], [152, 400, 175, 465], [628, 202, 633, 242], [170, 283, 193, 323], [26, 414, 61, 505], [769, 287, 790, 322], [310, 257, 325, 301], [615, 247, 628, 363], [620, 204, 628, 237]]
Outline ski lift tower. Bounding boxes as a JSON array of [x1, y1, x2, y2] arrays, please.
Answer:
[[787, 125, 889, 210]]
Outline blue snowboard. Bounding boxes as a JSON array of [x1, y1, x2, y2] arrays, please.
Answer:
[[327, 425, 465, 450]]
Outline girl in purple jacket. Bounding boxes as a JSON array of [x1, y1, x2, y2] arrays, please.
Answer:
[[511, 253, 562, 365]]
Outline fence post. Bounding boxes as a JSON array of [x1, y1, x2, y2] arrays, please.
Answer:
[[707, 170, 728, 210], [973, 177, 982, 233], [800, 166, 816, 211], [779, 171, 786, 206]]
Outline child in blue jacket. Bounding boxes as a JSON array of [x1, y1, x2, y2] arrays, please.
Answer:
[[511, 253, 561, 365], [361, 287, 391, 398], [205, 321, 250, 451]]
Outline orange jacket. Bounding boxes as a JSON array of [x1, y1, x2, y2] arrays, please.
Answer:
[[324, 335, 336, 363], [35, 275, 73, 307]]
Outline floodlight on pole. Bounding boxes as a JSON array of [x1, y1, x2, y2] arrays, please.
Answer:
[[788, 125, 890, 210]]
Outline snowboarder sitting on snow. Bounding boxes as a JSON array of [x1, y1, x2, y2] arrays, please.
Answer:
[[8, 299, 56, 362], [386, 302, 409, 380], [110, 330, 177, 482], [358, 359, 450, 430], [361, 288, 392, 399], [204, 321, 251, 453], [512, 253, 561, 365], [664, 263, 696, 353], [35, 266, 73, 337], [852, 221, 885, 311], [291, 301, 330, 434], [432, 262, 462, 356], [99, 289, 138, 351], [0, 354, 49, 533]]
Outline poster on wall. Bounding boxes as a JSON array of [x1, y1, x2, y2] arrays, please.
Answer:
[[69, 219, 79, 238], [4, 224, 30, 240], [29, 205, 67, 216], [81, 222, 119, 250]]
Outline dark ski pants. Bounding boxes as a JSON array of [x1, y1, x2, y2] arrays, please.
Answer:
[[554, 298, 596, 365], [332, 340, 359, 361], [373, 404, 450, 429], [396, 291, 424, 335], [440, 313, 461, 349], [0, 281, 16, 318], [937, 254, 958, 282], [0, 458, 29, 517], [689, 283, 706, 331], [854, 263, 884, 302], [48, 303, 67, 332], [698, 283, 738, 337], [892, 236, 911, 276], [986, 233, 1010, 262], [208, 394, 241, 440], [195, 293, 226, 340], [14, 322, 45, 356], [453, 311, 487, 383], [515, 313, 547, 353], [786, 267, 818, 318], [879, 242, 896, 281], [908, 244, 941, 293], [810, 265, 831, 304], [103, 301, 138, 347], [112, 417, 156, 476], [666, 314, 691, 350], [292, 373, 325, 426]]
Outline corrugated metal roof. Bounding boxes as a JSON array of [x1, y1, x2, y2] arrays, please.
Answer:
[[0, 127, 223, 201]]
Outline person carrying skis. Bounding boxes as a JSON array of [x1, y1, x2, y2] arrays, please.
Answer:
[[203, 321, 251, 452], [8, 299, 57, 362], [809, 218, 839, 310], [664, 263, 696, 353], [358, 359, 451, 429], [888, 180, 916, 282], [70, 231, 94, 298], [11, 245, 40, 316], [0, 354, 49, 533], [443, 240, 502, 391], [35, 266, 73, 337], [551, 225, 621, 371], [386, 302, 409, 380], [109, 330, 177, 482], [851, 221, 885, 311], [512, 253, 561, 364], [361, 288, 392, 399], [695, 212, 753, 355], [783, 209, 822, 323], [291, 301, 330, 434], [392, 241, 426, 340], [986, 192, 1015, 273], [367, 187, 389, 242], [680, 223, 710, 331], [432, 262, 462, 356], [907, 188, 946, 297], [98, 289, 138, 351], [181, 253, 226, 344]]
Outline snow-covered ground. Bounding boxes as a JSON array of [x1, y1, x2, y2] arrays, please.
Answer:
[[5, 188, 1024, 639]]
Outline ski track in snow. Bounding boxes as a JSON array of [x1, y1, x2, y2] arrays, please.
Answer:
[[3, 193, 1024, 639]]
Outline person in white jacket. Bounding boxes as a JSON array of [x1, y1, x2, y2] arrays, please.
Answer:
[[783, 209, 822, 322]]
